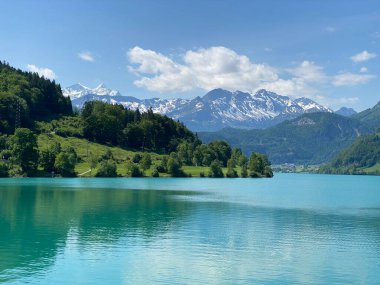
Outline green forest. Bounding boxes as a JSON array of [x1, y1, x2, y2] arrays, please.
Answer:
[[319, 130, 380, 175], [199, 112, 372, 165], [0, 61, 272, 178], [0, 61, 72, 133]]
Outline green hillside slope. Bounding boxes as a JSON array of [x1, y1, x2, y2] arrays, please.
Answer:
[[319, 132, 380, 175], [0, 61, 72, 134], [199, 112, 370, 164], [352, 101, 380, 131]]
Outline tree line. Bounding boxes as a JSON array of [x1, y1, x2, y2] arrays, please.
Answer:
[[0, 127, 273, 178], [0, 61, 72, 134], [81, 101, 197, 153]]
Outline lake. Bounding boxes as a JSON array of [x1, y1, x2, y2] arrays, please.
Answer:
[[0, 174, 380, 284]]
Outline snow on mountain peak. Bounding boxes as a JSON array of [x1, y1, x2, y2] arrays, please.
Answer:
[[67, 83, 88, 90], [294, 97, 332, 112], [63, 83, 121, 98], [68, 86, 332, 131]]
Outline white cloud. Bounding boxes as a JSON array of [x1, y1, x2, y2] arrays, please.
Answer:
[[290, 60, 327, 82], [359, 67, 368, 73], [258, 61, 327, 98], [27, 64, 56, 80], [184, 46, 278, 91], [127, 46, 376, 102], [78, 51, 94, 62], [128, 47, 194, 92], [332, 72, 375, 86], [259, 79, 309, 97], [128, 46, 278, 93], [350, 50, 376, 62]]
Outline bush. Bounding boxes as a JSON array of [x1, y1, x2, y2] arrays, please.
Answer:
[[132, 153, 142, 163], [226, 158, 238, 178], [263, 166, 274, 178], [157, 156, 168, 172], [226, 168, 238, 178], [140, 153, 152, 170], [199, 171, 205, 178], [151, 169, 159, 177], [208, 160, 224, 178], [128, 163, 144, 177], [101, 149, 114, 161], [241, 164, 248, 178], [249, 171, 260, 178], [54, 148, 77, 177], [95, 160, 117, 177], [0, 162, 9, 177], [155, 165, 166, 173], [167, 156, 187, 177]]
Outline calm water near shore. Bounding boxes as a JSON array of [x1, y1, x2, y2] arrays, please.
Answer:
[[1, 174, 380, 284]]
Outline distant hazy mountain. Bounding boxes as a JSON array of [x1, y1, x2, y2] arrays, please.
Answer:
[[335, 107, 357, 117], [64, 84, 332, 131], [198, 112, 371, 165]]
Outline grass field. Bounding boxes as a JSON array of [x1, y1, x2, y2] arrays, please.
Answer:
[[38, 134, 165, 177], [37, 134, 226, 178], [362, 163, 380, 175]]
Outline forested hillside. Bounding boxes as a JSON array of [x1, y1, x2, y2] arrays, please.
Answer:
[[0, 61, 72, 134], [199, 112, 371, 164], [319, 131, 380, 175], [352, 101, 380, 131]]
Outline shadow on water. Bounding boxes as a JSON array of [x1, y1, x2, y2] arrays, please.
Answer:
[[0, 185, 200, 282]]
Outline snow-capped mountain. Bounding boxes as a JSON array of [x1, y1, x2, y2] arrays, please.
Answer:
[[63, 83, 121, 99], [64, 84, 332, 131]]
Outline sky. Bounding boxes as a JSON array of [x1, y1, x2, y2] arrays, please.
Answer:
[[1, 0, 380, 111]]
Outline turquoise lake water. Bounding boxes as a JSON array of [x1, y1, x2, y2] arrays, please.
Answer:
[[0, 174, 380, 284]]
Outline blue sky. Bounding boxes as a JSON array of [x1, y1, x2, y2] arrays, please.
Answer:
[[1, 0, 379, 110]]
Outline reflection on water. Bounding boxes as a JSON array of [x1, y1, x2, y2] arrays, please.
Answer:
[[1, 175, 380, 284]]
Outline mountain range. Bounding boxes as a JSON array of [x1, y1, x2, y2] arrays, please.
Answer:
[[64, 84, 332, 131]]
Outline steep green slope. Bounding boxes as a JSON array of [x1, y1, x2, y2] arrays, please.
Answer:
[[352, 101, 380, 131], [0, 61, 72, 134], [319, 132, 380, 175], [199, 112, 370, 164]]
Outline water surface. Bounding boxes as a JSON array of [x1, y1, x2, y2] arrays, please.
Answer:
[[0, 174, 379, 284]]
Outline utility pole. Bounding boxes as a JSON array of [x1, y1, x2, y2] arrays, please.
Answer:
[[15, 99, 21, 130]]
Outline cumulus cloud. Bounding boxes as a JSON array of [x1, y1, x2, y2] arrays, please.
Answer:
[[128, 46, 278, 93], [258, 79, 309, 97], [78, 51, 94, 62], [27, 64, 56, 80], [258, 61, 327, 98], [359, 67, 368, 73], [332, 73, 376, 86], [184, 46, 278, 91], [127, 46, 376, 99], [290, 60, 327, 82], [128, 47, 194, 92], [350, 50, 376, 62]]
